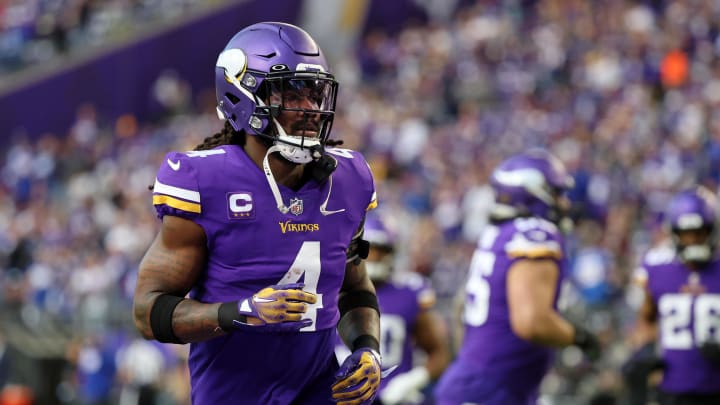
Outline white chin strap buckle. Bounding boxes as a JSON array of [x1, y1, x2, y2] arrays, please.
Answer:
[[274, 119, 321, 163], [683, 244, 711, 262], [276, 142, 316, 164]]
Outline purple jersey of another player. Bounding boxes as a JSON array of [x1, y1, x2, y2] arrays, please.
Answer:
[[638, 245, 720, 394], [335, 273, 436, 393], [436, 217, 566, 404], [152, 145, 376, 404]]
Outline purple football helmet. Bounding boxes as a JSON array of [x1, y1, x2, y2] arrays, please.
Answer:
[[215, 22, 338, 163], [665, 186, 718, 265], [363, 215, 395, 282], [489, 149, 574, 223]]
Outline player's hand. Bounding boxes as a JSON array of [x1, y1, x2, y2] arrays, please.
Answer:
[[621, 342, 665, 381], [379, 366, 429, 405], [699, 341, 720, 364], [232, 283, 316, 332], [332, 348, 382, 405], [572, 324, 601, 361]]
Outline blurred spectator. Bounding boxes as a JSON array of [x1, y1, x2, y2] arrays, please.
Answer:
[[150, 70, 191, 120], [568, 219, 619, 307], [0, 332, 10, 388], [116, 339, 167, 405], [66, 335, 117, 405], [0, 0, 234, 76]]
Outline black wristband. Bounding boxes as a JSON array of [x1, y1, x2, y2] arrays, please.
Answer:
[[218, 301, 245, 332], [351, 334, 380, 352], [149, 294, 184, 344], [338, 290, 380, 319]]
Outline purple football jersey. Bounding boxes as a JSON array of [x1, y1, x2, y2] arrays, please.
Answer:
[[152, 145, 376, 404], [335, 273, 436, 393], [435, 217, 566, 404], [640, 246, 720, 394]]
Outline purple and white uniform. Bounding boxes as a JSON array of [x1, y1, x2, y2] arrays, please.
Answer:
[[638, 246, 720, 394], [435, 217, 567, 405], [152, 145, 376, 404]]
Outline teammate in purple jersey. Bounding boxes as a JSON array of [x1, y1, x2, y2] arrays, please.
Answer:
[[336, 215, 450, 405], [626, 186, 720, 405], [132, 22, 383, 405], [434, 149, 600, 405]]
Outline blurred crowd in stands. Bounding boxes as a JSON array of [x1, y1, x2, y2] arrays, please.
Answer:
[[0, 0, 229, 75], [3, 0, 720, 404]]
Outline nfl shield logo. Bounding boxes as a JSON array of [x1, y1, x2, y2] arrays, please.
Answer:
[[288, 197, 304, 216]]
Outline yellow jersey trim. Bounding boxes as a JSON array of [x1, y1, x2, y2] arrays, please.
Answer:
[[153, 195, 201, 214]]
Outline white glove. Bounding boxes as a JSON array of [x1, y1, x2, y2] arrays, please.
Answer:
[[379, 366, 430, 405]]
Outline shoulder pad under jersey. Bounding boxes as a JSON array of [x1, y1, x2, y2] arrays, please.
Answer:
[[152, 148, 227, 219], [642, 244, 676, 268], [504, 217, 563, 260], [392, 272, 437, 310], [327, 148, 377, 211]]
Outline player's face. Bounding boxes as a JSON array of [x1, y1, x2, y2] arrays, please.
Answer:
[[268, 82, 323, 138], [676, 228, 711, 246], [366, 245, 393, 282]]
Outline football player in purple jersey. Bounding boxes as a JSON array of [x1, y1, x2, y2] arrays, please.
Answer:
[[625, 186, 720, 405], [434, 149, 600, 405], [132, 22, 382, 405], [336, 215, 450, 405]]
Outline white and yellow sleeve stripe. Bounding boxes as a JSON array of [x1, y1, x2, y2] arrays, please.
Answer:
[[505, 234, 562, 260], [152, 178, 201, 213], [366, 191, 378, 211]]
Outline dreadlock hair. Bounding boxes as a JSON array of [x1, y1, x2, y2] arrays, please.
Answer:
[[148, 121, 244, 190], [194, 120, 344, 150], [194, 120, 246, 150], [149, 120, 344, 190]]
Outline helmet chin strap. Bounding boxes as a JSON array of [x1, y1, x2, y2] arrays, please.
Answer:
[[263, 145, 291, 214], [263, 144, 340, 215], [681, 244, 712, 264], [272, 116, 321, 164]]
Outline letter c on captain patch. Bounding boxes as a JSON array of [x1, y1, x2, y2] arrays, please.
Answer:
[[227, 192, 255, 219]]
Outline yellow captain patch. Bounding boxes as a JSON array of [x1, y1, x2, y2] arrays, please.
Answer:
[[153, 195, 201, 213]]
